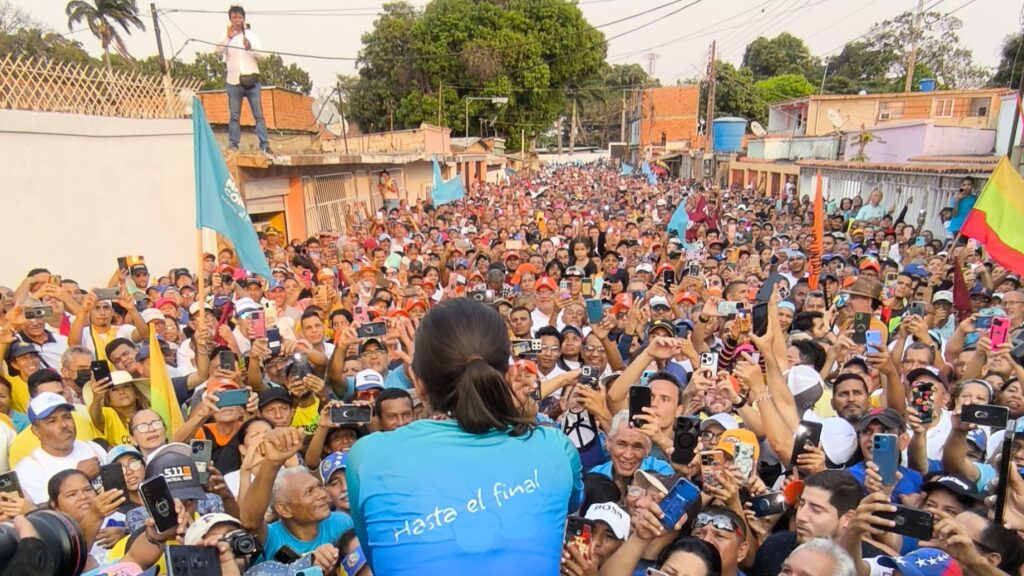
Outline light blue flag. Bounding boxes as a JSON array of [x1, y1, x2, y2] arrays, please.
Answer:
[[620, 163, 634, 176], [641, 161, 658, 185], [193, 98, 272, 279], [667, 201, 693, 250], [432, 155, 465, 206]]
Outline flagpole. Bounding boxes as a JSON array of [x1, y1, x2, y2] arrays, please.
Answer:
[[196, 229, 207, 338]]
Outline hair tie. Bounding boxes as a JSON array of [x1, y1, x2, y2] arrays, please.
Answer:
[[466, 355, 486, 365]]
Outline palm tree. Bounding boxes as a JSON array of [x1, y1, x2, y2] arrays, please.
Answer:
[[65, 0, 145, 75]]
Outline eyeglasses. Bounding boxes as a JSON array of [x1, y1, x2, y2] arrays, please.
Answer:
[[626, 485, 646, 499], [361, 349, 386, 359], [582, 345, 603, 353], [539, 345, 561, 353], [700, 430, 721, 442], [695, 513, 743, 537], [132, 420, 165, 433]]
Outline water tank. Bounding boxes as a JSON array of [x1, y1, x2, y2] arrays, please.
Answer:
[[712, 117, 747, 152], [919, 78, 936, 92]]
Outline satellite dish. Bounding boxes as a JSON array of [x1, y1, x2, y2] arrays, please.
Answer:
[[826, 108, 846, 130], [750, 121, 767, 137], [311, 97, 347, 137]]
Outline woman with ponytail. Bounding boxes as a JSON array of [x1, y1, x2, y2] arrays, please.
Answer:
[[346, 298, 583, 574]]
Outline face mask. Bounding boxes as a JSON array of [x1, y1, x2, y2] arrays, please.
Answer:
[[74, 369, 92, 387]]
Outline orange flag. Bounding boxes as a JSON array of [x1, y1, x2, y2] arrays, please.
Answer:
[[808, 170, 824, 290]]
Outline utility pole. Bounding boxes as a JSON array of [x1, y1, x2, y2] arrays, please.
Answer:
[[904, 0, 925, 93], [705, 41, 717, 153], [620, 90, 627, 143], [335, 81, 350, 155], [569, 95, 577, 156], [150, 3, 175, 115], [437, 80, 443, 125]]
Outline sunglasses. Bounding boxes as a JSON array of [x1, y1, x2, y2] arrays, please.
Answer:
[[695, 513, 743, 537]]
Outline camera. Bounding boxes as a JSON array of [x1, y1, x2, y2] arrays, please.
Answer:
[[0, 510, 87, 575], [222, 529, 260, 558]]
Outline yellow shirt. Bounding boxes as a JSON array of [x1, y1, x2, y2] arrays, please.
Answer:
[[5, 374, 28, 414], [96, 406, 133, 447], [9, 407, 99, 467], [291, 399, 321, 435]]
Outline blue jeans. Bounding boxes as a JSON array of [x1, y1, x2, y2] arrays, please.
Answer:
[[227, 82, 268, 151]]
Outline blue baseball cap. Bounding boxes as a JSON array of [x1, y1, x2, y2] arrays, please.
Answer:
[[27, 392, 74, 422], [108, 444, 144, 463], [966, 428, 987, 456], [268, 280, 285, 291], [319, 451, 348, 484]]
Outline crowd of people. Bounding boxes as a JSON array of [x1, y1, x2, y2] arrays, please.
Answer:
[[2, 157, 1024, 576]]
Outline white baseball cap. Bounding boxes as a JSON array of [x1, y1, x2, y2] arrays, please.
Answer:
[[584, 502, 630, 540], [932, 290, 953, 304], [183, 513, 242, 545], [140, 308, 164, 324], [27, 392, 74, 422], [355, 369, 384, 391]]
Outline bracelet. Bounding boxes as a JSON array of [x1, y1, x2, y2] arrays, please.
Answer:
[[698, 314, 710, 323], [753, 391, 772, 404], [733, 396, 748, 409]]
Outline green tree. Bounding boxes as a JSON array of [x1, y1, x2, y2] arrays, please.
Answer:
[[990, 32, 1023, 88], [820, 40, 896, 94], [65, 0, 145, 75], [258, 53, 312, 95], [755, 74, 815, 105], [866, 10, 989, 89], [701, 61, 761, 123], [741, 32, 818, 82], [574, 63, 656, 147], [0, 27, 94, 64], [348, 0, 605, 149]]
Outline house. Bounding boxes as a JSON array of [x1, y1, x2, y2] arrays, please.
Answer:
[[626, 85, 701, 163], [450, 137, 508, 186]]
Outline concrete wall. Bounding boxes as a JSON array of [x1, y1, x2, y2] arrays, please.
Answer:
[[996, 94, 1023, 157], [750, 135, 840, 160], [0, 109, 200, 289], [805, 91, 1004, 137], [842, 122, 996, 163]]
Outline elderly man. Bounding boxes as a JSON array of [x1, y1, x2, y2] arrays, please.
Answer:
[[588, 410, 672, 492], [15, 391, 107, 504], [242, 427, 354, 570]]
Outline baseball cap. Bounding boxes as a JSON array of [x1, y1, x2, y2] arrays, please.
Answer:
[[646, 319, 676, 338], [700, 412, 739, 432], [319, 451, 348, 484], [649, 295, 670, 310], [144, 443, 206, 500], [6, 341, 38, 361], [966, 428, 988, 456], [856, 407, 906, 433], [355, 369, 384, 392], [584, 502, 630, 540], [717, 428, 760, 460], [922, 474, 983, 505], [875, 548, 963, 576], [535, 277, 557, 292], [140, 308, 164, 324], [153, 298, 176, 311], [635, 263, 654, 275], [787, 365, 823, 412], [183, 513, 243, 546], [234, 297, 261, 317], [258, 387, 293, 410], [27, 391, 74, 422], [108, 444, 144, 464], [565, 266, 585, 278], [932, 290, 953, 304], [906, 366, 948, 388]]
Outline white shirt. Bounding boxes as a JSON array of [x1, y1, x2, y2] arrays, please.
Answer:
[[22, 330, 69, 371], [215, 29, 263, 86], [232, 326, 252, 355], [15, 440, 107, 504], [531, 309, 552, 333], [80, 324, 136, 358]]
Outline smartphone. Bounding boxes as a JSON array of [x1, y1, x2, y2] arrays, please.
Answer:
[[215, 388, 249, 409], [165, 545, 222, 576], [579, 366, 599, 389], [249, 310, 266, 339], [140, 475, 178, 533], [700, 450, 725, 488], [717, 301, 738, 317], [353, 305, 371, 325], [873, 433, 899, 486], [117, 257, 129, 274], [217, 350, 235, 372], [907, 301, 927, 317], [190, 440, 213, 485], [734, 309, 751, 333], [748, 492, 787, 517], [865, 329, 883, 352], [292, 352, 312, 380], [266, 327, 282, 356], [273, 545, 301, 564], [631, 289, 646, 303], [915, 236, 926, 248], [585, 299, 604, 324], [356, 321, 387, 339], [99, 463, 128, 495], [852, 312, 870, 345], [559, 280, 570, 299], [961, 403, 1009, 428], [752, 302, 768, 337], [24, 305, 53, 320], [975, 315, 994, 330], [1013, 342, 1024, 367], [662, 269, 675, 288], [581, 278, 593, 297], [885, 272, 898, 285], [911, 383, 934, 425], [659, 478, 701, 529], [687, 262, 700, 277], [511, 340, 534, 357], [94, 287, 120, 301], [330, 404, 373, 425], [90, 360, 111, 383], [563, 516, 595, 563], [0, 471, 21, 495], [700, 352, 718, 371], [629, 386, 652, 428], [734, 443, 755, 479], [877, 506, 934, 541], [789, 420, 824, 470], [671, 416, 700, 465], [991, 317, 1010, 348]]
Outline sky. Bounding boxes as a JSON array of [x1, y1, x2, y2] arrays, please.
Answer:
[[18, 0, 1022, 96]]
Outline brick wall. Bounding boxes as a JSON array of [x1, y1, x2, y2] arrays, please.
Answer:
[[197, 88, 317, 132], [641, 86, 700, 149]]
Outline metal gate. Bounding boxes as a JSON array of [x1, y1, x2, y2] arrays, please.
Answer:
[[303, 172, 356, 236]]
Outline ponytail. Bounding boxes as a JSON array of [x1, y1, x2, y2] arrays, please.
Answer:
[[452, 358, 531, 436]]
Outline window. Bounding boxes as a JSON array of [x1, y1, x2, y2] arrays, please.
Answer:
[[933, 99, 955, 118], [969, 97, 990, 117], [877, 101, 904, 121]]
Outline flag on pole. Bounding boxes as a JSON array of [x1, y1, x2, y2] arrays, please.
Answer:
[[147, 329, 184, 439], [641, 161, 657, 185], [193, 98, 272, 279], [620, 163, 634, 176], [808, 170, 824, 289], [951, 257, 973, 323], [431, 155, 465, 206], [961, 157, 1024, 275], [667, 201, 693, 250]]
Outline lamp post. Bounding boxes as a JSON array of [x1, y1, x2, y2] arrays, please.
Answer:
[[465, 96, 509, 139]]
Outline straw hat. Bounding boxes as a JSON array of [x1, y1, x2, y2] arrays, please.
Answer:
[[843, 276, 882, 304]]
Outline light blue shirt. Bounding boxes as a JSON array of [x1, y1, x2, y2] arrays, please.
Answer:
[[347, 419, 582, 575], [588, 456, 674, 479], [855, 203, 888, 222], [259, 511, 354, 563]]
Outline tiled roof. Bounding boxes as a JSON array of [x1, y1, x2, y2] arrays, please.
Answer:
[[795, 158, 996, 175]]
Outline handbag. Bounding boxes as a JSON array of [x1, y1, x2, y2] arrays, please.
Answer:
[[238, 74, 259, 89]]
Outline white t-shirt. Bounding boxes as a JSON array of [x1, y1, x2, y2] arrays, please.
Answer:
[[531, 309, 552, 333], [81, 324, 136, 357], [15, 441, 107, 504]]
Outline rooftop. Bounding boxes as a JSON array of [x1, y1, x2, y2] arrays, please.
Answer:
[[796, 158, 997, 175], [774, 87, 1013, 107]]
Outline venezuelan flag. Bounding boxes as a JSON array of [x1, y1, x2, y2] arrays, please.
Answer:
[[147, 330, 184, 439], [962, 158, 1024, 275]]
